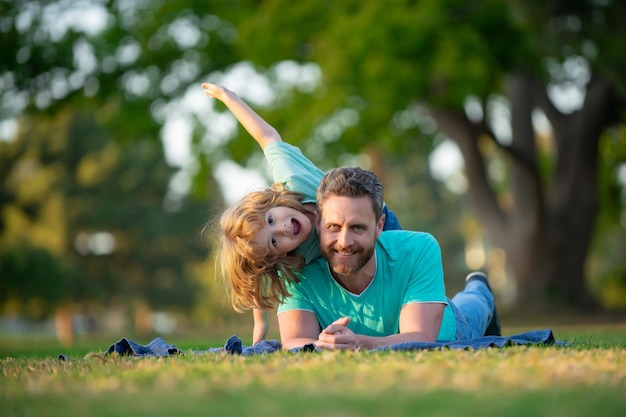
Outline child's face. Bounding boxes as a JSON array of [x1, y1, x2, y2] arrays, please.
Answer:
[[253, 206, 312, 257]]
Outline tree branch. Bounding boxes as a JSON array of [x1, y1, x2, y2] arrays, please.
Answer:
[[423, 105, 507, 235], [506, 74, 545, 227]]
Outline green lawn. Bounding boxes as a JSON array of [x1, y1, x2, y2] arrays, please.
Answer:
[[2, 324, 626, 417]]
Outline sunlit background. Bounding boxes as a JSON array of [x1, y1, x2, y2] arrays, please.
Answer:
[[1, 0, 625, 346]]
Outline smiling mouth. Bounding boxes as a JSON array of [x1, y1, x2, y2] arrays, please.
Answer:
[[334, 246, 357, 256], [291, 219, 301, 236]]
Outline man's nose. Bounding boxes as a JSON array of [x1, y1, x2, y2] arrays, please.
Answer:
[[336, 229, 353, 247]]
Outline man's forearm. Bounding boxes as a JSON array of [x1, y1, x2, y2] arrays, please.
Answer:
[[355, 331, 436, 350]]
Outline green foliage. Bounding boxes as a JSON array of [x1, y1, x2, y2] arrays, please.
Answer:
[[0, 245, 72, 319], [511, 0, 626, 94], [589, 126, 626, 307], [0, 0, 235, 321], [0, 109, 212, 314], [231, 0, 527, 157], [1, 0, 625, 316]]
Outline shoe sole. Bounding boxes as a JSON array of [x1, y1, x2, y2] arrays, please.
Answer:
[[466, 272, 501, 336]]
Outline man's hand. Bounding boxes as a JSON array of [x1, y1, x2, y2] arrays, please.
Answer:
[[316, 317, 361, 350]]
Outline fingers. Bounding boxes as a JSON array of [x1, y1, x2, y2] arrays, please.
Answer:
[[317, 333, 345, 349], [317, 317, 358, 350], [333, 317, 350, 326], [321, 317, 350, 335], [201, 82, 220, 97], [317, 332, 358, 351], [316, 341, 353, 351]]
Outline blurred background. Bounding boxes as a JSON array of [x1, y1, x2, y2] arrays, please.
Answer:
[[1, 0, 625, 347]]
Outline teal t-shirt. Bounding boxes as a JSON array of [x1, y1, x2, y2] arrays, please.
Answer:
[[264, 141, 324, 205], [277, 230, 457, 341]]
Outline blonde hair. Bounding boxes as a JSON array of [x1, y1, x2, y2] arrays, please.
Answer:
[[218, 183, 308, 312]]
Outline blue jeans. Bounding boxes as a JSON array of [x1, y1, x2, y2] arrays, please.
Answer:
[[448, 279, 494, 340], [382, 206, 402, 231]]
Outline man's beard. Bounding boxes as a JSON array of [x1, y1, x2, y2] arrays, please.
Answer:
[[322, 244, 375, 277]]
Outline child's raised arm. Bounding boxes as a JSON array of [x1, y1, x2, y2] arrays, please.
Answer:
[[201, 83, 281, 150]]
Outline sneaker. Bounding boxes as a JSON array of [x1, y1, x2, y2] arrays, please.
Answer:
[[465, 272, 501, 336]]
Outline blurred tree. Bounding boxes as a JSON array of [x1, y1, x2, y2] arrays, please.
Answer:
[[2, 0, 625, 316], [216, 0, 626, 311], [0, 0, 244, 199], [0, 245, 71, 320], [0, 0, 237, 328], [0, 108, 216, 329]]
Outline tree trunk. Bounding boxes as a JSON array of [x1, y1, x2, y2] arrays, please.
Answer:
[[55, 305, 74, 346], [134, 300, 153, 336], [427, 73, 617, 312]]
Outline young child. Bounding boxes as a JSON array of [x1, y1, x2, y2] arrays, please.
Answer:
[[202, 82, 402, 343]]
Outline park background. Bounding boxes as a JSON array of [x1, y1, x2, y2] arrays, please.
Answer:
[[1, 0, 625, 348]]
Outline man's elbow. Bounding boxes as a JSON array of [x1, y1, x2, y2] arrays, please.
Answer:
[[280, 338, 317, 351]]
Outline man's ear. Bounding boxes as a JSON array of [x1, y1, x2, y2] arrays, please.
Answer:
[[376, 212, 385, 237], [314, 209, 320, 230]]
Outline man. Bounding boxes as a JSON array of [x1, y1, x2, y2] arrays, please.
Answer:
[[277, 167, 500, 350]]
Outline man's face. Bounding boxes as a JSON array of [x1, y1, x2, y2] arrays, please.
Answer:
[[317, 195, 384, 277]]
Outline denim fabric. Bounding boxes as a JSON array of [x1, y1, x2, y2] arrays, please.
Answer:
[[382, 206, 402, 231], [105, 336, 181, 357], [240, 339, 283, 355], [287, 330, 558, 352], [199, 335, 282, 355], [202, 334, 243, 354], [57, 329, 560, 360], [373, 329, 559, 351], [94, 334, 282, 358], [449, 278, 495, 340]]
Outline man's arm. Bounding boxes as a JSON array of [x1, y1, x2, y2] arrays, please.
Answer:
[[317, 303, 444, 350], [277, 309, 323, 350], [201, 83, 281, 150], [398, 302, 444, 341]]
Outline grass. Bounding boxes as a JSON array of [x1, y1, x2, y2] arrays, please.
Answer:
[[2, 324, 626, 417]]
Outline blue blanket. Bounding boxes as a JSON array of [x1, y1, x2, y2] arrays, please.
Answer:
[[104, 334, 283, 357], [372, 329, 560, 351], [58, 329, 559, 360]]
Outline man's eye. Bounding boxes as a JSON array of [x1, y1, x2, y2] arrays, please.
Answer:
[[353, 226, 364, 231], [327, 225, 340, 232]]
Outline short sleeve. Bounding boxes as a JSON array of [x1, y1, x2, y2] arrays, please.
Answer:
[[277, 276, 316, 314], [401, 233, 447, 306], [263, 142, 324, 203]]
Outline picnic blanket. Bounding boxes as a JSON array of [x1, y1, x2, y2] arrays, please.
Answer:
[[57, 329, 559, 360], [373, 329, 559, 351]]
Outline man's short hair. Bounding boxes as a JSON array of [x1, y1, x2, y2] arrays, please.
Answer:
[[316, 167, 384, 220]]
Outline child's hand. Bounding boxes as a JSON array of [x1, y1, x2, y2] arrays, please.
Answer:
[[201, 82, 230, 101]]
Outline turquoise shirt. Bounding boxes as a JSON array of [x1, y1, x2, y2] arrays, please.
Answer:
[[277, 231, 457, 341], [264, 141, 324, 205]]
